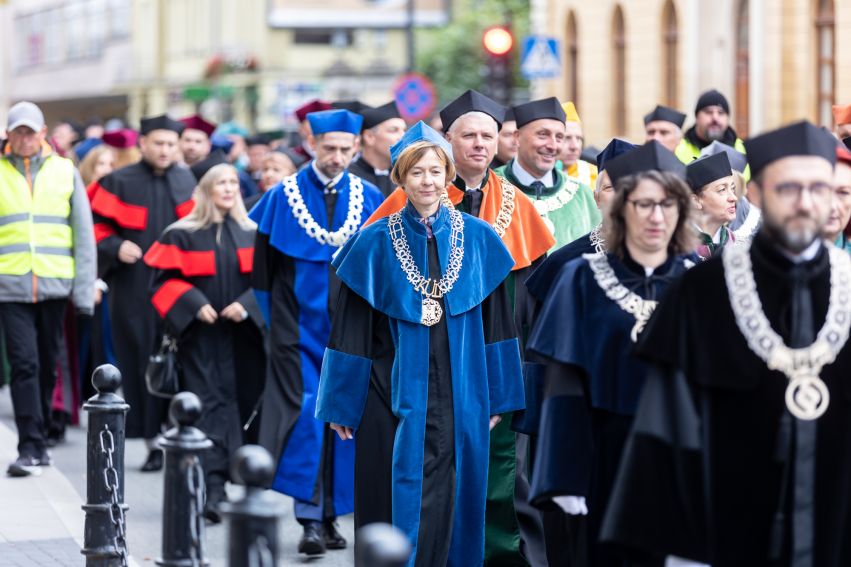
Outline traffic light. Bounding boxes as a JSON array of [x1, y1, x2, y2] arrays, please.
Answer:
[[482, 25, 514, 105]]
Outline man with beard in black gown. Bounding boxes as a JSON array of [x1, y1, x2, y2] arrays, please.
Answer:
[[601, 121, 851, 567]]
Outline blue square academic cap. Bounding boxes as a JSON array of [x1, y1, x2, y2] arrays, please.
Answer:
[[596, 138, 637, 173], [699, 140, 748, 174], [307, 109, 363, 136], [605, 140, 686, 186], [210, 134, 234, 154], [390, 121, 453, 165]]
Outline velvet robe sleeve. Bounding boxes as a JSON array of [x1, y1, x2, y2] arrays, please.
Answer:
[[481, 279, 526, 416], [315, 282, 381, 429], [149, 265, 210, 336], [90, 181, 125, 279], [599, 365, 709, 564], [237, 286, 265, 330]]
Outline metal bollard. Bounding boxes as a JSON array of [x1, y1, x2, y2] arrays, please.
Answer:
[[356, 523, 412, 567], [221, 445, 285, 567], [156, 392, 213, 567], [81, 364, 131, 567]]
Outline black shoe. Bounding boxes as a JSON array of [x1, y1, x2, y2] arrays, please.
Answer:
[[323, 520, 347, 550], [298, 522, 326, 556], [140, 449, 164, 472], [7, 455, 43, 477], [203, 503, 222, 524], [203, 486, 226, 525], [45, 429, 66, 448]]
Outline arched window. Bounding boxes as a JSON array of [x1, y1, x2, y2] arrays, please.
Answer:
[[662, 1, 678, 108], [612, 5, 626, 136], [815, 0, 835, 127], [734, 0, 749, 136], [566, 11, 579, 108]]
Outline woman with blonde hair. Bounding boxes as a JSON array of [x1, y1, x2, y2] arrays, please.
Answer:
[[315, 123, 524, 566], [144, 163, 266, 522]]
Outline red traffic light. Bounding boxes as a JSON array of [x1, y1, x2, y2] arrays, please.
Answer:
[[483, 26, 513, 56]]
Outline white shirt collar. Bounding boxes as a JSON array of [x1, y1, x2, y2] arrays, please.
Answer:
[[511, 159, 554, 187], [780, 239, 822, 264], [311, 161, 345, 188]]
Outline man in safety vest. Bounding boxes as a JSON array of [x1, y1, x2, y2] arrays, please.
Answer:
[[0, 101, 95, 477]]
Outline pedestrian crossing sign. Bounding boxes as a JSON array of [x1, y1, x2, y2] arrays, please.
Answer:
[[521, 36, 561, 79]]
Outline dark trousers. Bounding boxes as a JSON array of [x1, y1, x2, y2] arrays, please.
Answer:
[[0, 300, 67, 457]]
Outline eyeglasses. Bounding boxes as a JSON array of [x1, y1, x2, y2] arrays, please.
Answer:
[[773, 181, 833, 202], [627, 198, 678, 217]]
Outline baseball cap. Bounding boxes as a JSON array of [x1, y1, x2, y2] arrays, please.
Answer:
[[7, 101, 46, 132]]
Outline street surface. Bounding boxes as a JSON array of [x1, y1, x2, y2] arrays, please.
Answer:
[[0, 386, 355, 566]]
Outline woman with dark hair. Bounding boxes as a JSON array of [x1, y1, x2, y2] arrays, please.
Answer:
[[525, 142, 695, 567], [315, 122, 525, 566], [144, 164, 266, 522], [686, 152, 737, 260]]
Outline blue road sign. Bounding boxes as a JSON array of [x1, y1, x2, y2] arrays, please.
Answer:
[[521, 36, 561, 80], [393, 73, 437, 121]]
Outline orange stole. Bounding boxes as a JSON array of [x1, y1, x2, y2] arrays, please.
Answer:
[[364, 174, 554, 270]]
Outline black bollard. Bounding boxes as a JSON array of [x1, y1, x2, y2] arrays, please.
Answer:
[[157, 392, 213, 567], [81, 364, 131, 567], [221, 445, 285, 567], [356, 523, 412, 567]]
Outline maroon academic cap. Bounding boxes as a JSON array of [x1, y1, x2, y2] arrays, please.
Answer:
[[294, 99, 333, 122], [102, 128, 139, 149], [179, 114, 216, 137]]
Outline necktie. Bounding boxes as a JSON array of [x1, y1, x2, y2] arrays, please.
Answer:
[[530, 180, 545, 199]]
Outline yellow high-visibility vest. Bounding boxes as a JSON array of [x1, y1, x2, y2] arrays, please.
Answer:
[[0, 155, 76, 279]]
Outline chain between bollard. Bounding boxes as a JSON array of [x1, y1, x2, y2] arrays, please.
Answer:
[[100, 424, 129, 567], [186, 455, 207, 567], [247, 536, 274, 567]]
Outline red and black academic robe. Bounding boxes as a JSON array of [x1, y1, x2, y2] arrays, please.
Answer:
[[90, 161, 196, 439], [144, 219, 266, 489]]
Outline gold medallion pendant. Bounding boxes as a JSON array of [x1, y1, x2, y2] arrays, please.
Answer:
[[785, 375, 830, 421], [421, 297, 443, 326]]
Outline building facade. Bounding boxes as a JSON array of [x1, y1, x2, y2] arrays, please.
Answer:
[[531, 0, 851, 146], [4, 0, 447, 133]]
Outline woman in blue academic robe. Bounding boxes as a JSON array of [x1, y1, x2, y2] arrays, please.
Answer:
[[315, 123, 526, 567], [526, 164, 695, 567]]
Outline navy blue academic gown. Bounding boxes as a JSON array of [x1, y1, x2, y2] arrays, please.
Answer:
[[315, 204, 526, 566], [249, 166, 383, 518], [526, 251, 688, 567]]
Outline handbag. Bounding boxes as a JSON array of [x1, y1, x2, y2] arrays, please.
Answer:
[[145, 335, 180, 398]]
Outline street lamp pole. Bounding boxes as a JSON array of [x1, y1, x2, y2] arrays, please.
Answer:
[[406, 0, 416, 72]]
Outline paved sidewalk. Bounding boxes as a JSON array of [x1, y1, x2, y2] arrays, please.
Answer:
[[0, 386, 355, 566]]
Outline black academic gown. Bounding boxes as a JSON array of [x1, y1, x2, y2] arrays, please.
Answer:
[[91, 161, 196, 438], [348, 156, 394, 198], [145, 219, 266, 493], [601, 233, 851, 567], [527, 251, 689, 567]]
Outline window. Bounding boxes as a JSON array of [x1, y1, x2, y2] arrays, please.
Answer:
[[294, 29, 354, 46], [612, 5, 626, 136], [566, 11, 579, 108], [815, 0, 835, 127], [662, 0, 678, 108], [735, 0, 749, 136]]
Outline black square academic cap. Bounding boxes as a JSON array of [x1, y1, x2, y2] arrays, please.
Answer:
[[744, 121, 837, 178], [685, 152, 733, 193], [190, 149, 229, 181], [439, 90, 505, 132], [362, 101, 403, 130], [140, 114, 185, 136], [596, 138, 637, 173], [503, 107, 515, 122], [605, 140, 686, 186], [245, 134, 271, 147], [512, 97, 566, 129], [331, 101, 374, 116], [643, 105, 687, 128]]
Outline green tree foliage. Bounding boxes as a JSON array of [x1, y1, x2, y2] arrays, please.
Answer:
[[415, 0, 530, 105]]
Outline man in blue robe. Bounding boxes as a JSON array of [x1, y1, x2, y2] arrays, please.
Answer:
[[251, 109, 384, 556]]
